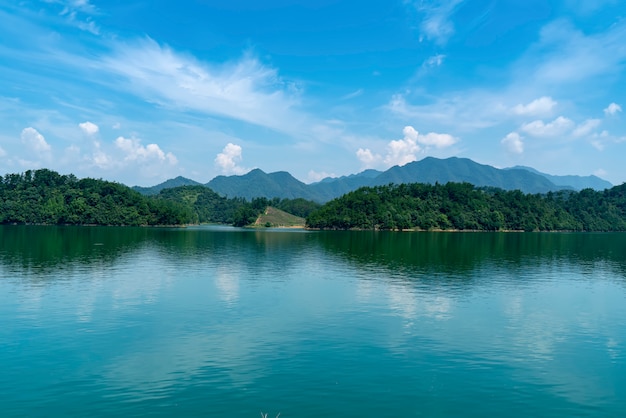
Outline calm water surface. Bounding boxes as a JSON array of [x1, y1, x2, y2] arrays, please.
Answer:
[[1, 225, 625, 417]]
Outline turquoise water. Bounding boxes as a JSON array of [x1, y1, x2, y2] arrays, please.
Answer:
[[1, 226, 625, 416]]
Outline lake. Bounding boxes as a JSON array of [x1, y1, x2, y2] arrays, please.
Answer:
[[1, 225, 625, 417]]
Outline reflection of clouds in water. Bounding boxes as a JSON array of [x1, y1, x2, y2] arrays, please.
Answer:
[[355, 278, 375, 303], [373, 267, 625, 408], [387, 283, 417, 321], [215, 266, 239, 305], [110, 251, 175, 309], [16, 284, 44, 319], [386, 283, 452, 322], [607, 338, 621, 361], [103, 320, 292, 398]]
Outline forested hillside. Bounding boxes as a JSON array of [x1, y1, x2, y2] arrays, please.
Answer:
[[154, 187, 321, 227], [0, 169, 193, 226], [306, 182, 626, 232]]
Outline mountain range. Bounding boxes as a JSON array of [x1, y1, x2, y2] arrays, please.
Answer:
[[132, 157, 613, 202]]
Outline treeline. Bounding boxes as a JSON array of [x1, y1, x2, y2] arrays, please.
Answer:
[[306, 182, 626, 231], [0, 169, 193, 226], [154, 186, 320, 226], [0, 171, 321, 227]]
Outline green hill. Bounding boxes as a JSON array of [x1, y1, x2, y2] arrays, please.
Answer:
[[254, 206, 305, 228]]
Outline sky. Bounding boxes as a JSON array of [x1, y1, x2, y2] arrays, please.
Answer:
[[1, 0, 625, 186]]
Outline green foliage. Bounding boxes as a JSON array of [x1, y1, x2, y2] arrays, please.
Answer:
[[0, 169, 193, 226], [155, 186, 318, 227], [306, 182, 626, 232]]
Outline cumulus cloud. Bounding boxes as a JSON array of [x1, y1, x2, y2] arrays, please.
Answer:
[[385, 127, 423, 166], [604, 102, 622, 116], [356, 148, 381, 168], [215, 143, 249, 175], [512, 96, 557, 117], [79, 121, 99, 136], [521, 116, 574, 137], [21, 127, 51, 154], [501, 132, 524, 154], [114, 136, 177, 164], [357, 125, 457, 168], [572, 119, 601, 137]]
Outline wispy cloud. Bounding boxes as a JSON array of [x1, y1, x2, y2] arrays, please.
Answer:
[[604, 102, 622, 116], [42, 0, 100, 34], [410, 0, 465, 45], [101, 39, 308, 136], [512, 96, 557, 117], [527, 19, 626, 86]]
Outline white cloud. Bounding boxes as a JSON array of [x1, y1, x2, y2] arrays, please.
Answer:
[[79, 121, 99, 136], [102, 39, 306, 136], [423, 54, 446, 68], [356, 148, 381, 168], [307, 170, 336, 183], [521, 116, 574, 137], [604, 102, 622, 116], [512, 96, 557, 117], [385, 128, 422, 167], [114, 136, 177, 164], [572, 118, 601, 137], [594, 168, 608, 177], [358, 126, 457, 169], [21, 127, 52, 154], [341, 89, 364, 100], [215, 143, 249, 175], [501, 132, 524, 154], [530, 19, 626, 86], [412, 0, 465, 45], [0, 146, 6, 157], [112, 122, 121, 129]]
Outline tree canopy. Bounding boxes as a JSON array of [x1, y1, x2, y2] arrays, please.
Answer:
[[306, 182, 626, 232], [0, 169, 193, 226]]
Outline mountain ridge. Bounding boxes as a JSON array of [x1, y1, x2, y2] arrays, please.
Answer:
[[132, 157, 614, 202]]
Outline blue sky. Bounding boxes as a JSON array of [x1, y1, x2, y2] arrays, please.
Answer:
[[1, 0, 625, 186]]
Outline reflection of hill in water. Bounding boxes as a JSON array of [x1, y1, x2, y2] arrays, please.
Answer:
[[0, 225, 316, 279], [315, 231, 626, 283], [3, 226, 625, 285]]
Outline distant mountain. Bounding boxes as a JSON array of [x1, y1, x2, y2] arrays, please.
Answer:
[[372, 157, 569, 194], [206, 168, 321, 201], [133, 176, 201, 195], [508, 166, 612, 191], [310, 169, 382, 202], [133, 157, 609, 202]]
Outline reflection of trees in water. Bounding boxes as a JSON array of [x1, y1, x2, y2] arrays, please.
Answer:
[[315, 231, 626, 286], [3, 226, 625, 285], [0, 225, 317, 280], [0, 225, 154, 275]]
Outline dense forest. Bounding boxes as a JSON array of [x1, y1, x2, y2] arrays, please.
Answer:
[[2, 169, 625, 231], [306, 182, 626, 231], [0, 170, 320, 227], [0, 169, 194, 226]]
